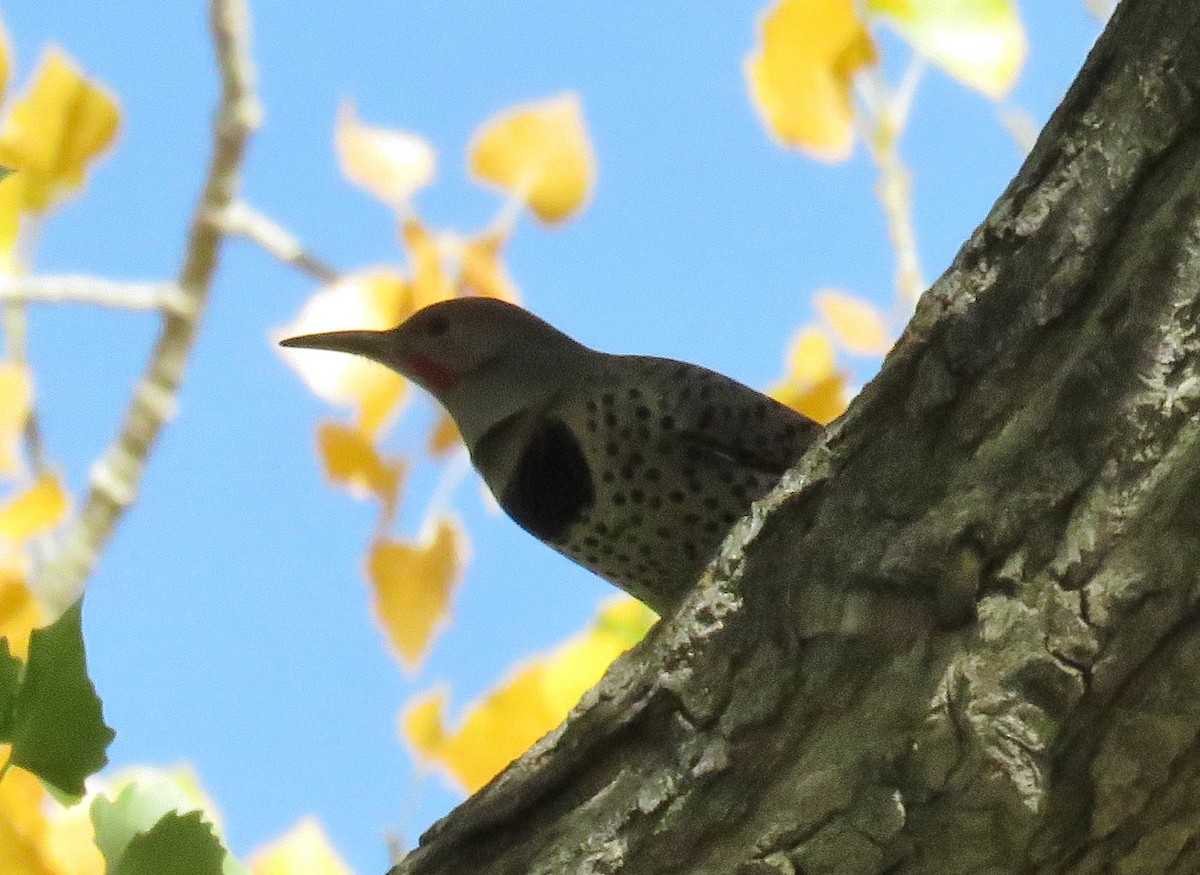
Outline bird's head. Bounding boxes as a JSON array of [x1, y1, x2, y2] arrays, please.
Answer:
[[281, 297, 590, 447]]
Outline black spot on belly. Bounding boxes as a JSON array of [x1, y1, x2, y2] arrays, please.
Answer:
[[498, 418, 594, 542]]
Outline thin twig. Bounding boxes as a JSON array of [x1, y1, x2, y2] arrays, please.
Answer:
[[35, 0, 262, 611], [3, 214, 50, 475], [856, 65, 927, 305], [219, 200, 339, 283], [2, 300, 49, 475], [0, 276, 183, 312]]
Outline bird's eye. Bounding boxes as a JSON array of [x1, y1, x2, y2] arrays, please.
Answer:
[[426, 314, 450, 336]]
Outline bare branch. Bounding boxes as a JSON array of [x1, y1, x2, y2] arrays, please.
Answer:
[[0, 276, 183, 312], [35, 0, 261, 611], [219, 200, 339, 283], [2, 301, 49, 475]]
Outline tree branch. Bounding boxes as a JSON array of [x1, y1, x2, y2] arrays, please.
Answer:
[[34, 0, 261, 611], [392, 1, 1200, 871], [217, 200, 339, 283], [0, 276, 183, 312]]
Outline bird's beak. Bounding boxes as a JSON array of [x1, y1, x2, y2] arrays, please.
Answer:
[[279, 329, 393, 369], [280, 327, 461, 392]]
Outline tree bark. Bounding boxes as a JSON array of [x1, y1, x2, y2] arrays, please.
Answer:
[[391, 1, 1200, 871]]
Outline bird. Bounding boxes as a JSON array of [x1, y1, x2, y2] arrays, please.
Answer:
[[281, 298, 822, 615]]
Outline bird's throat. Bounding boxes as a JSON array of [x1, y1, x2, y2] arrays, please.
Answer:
[[402, 353, 460, 393]]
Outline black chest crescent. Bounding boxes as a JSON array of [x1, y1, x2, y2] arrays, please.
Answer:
[[499, 418, 595, 543]]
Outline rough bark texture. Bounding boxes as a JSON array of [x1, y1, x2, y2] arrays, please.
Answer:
[[391, 1, 1200, 871]]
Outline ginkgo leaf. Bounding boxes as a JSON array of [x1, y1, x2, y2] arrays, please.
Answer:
[[402, 660, 558, 793], [0, 361, 31, 478], [368, 519, 466, 671], [814, 288, 893, 355], [770, 325, 851, 424], [0, 20, 10, 101], [0, 48, 119, 212], [786, 325, 837, 384], [869, 0, 1026, 98], [772, 372, 850, 425], [0, 567, 41, 659], [0, 169, 23, 273], [458, 232, 520, 302], [0, 473, 69, 543], [540, 597, 655, 714], [402, 685, 448, 762], [249, 817, 352, 875], [316, 421, 403, 524], [0, 766, 64, 875], [427, 413, 460, 457], [335, 100, 436, 208], [276, 270, 411, 435], [469, 93, 595, 223], [402, 597, 655, 792], [745, 0, 877, 160], [401, 219, 452, 307]]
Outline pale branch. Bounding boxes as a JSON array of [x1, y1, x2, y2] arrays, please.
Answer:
[[217, 199, 339, 283], [0, 276, 183, 312], [2, 300, 49, 475], [34, 0, 261, 611], [858, 63, 927, 307]]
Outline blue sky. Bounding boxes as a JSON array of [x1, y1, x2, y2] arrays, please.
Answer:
[[6, 4, 1102, 872]]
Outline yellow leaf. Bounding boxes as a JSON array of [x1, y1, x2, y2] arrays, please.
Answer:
[[0, 48, 119, 212], [401, 219, 453, 307], [770, 325, 851, 424], [0, 766, 60, 875], [745, 0, 877, 160], [427, 413, 460, 457], [540, 597, 655, 714], [814, 288, 892, 355], [402, 686, 448, 761], [276, 270, 412, 435], [0, 567, 42, 659], [402, 597, 654, 792], [469, 93, 595, 223], [0, 171, 24, 272], [316, 421, 403, 524], [786, 325, 837, 384], [458, 232, 520, 302], [0, 474, 68, 544], [41, 786, 103, 875], [0, 21, 10, 110], [368, 519, 466, 671], [250, 817, 352, 875], [404, 661, 558, 793], [0, 362, 31, 478], [335, 100, 436, 207], [869, 0, 1026, 98], [772, 372, 849, 425]]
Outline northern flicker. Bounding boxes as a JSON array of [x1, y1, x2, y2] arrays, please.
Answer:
[[281, 299, 821, 615]]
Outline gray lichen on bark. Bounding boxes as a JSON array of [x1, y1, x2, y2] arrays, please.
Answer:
[[392, 1, 1200, 872]]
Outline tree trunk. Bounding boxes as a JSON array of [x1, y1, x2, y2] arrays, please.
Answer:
[[391, 1, 1200, 871]]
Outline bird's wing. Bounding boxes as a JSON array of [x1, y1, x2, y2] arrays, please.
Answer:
[[636, 356, 822, 476]]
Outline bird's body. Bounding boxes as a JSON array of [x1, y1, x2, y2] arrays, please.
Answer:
[[282, 298, 820, 615]]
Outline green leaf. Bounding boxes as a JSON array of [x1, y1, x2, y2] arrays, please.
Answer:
[[9, 599, 114, 796], [112, 811, 226, 875], [0, 637, 21, 739], [0, 166, 14, 183], [92, 778, 249, 875]]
